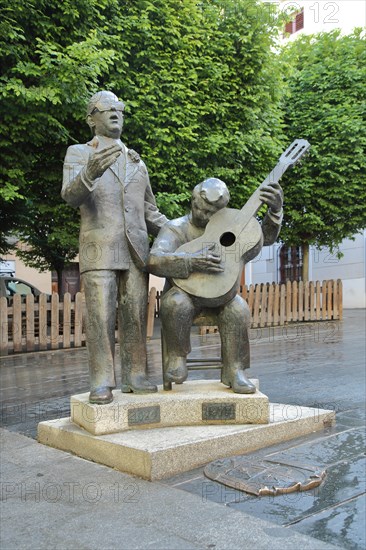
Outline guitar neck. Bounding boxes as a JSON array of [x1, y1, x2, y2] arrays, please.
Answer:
[[232, 161, 287, 233]]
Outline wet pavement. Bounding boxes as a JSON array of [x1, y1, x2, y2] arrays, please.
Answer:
[[1, 309, 365, 549]]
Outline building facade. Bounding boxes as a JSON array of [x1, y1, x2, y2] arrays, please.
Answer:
[[248, 1, 366, 308], [245, 230, 366, 308]]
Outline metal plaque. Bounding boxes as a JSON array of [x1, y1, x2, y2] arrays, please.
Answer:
[[204, 456, 326, 496], [202, 402, 236, 421], [128, 405, 160, 426]]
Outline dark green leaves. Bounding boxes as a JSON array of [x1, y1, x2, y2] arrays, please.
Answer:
[[280, 29, 366, 253], [0, 0, 285, 273]]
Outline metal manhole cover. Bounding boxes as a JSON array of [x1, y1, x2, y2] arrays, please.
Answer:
[[204, 457, 326, 496]]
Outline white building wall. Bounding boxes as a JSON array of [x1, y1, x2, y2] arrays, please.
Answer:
[[248, 230, 366, 308], [247, 243, 279, 285], [310, 231, 366, 308]]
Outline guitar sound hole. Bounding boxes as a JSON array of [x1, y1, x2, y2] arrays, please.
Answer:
[[220, 232, 236, 247]]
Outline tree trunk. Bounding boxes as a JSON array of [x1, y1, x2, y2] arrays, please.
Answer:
[[302, 243, 309, 282], [56, 267, 65, 297]]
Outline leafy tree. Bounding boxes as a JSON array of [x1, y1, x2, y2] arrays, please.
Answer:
[[0, 0, 118, 288], [1, 0, 287, 289], [110, 0, 286, 211], [279, 29, 366, 280]]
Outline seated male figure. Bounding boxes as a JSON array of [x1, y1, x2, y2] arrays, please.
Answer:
[[148, 178, 283, 393]]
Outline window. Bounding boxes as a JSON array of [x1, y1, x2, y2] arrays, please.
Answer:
[[9, 282, 33, 295], [279, 245, 303, 283], [284, 9, 304, 35], [4, 279, 39, 296]]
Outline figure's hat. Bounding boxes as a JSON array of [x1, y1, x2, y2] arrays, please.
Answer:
[[198, 178, 230, 208]]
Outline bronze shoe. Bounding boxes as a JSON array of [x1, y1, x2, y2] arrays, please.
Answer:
[[221, 369, 256, 394], [89, 387, 113, 404], [165, 356, 188, 384], [122, 374, 157, 394]]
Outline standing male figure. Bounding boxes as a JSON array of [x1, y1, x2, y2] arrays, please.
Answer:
[[62, 90, 168, 404], [148, 178, 283, 393]]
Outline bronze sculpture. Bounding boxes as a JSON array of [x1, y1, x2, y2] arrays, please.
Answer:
[[62, 91, 168, 404], [148, 139, 310, 393], [148, 177, 283, 393]]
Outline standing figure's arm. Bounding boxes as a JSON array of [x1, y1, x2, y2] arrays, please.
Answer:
[[62, 143, 122, 207], [143, 170, 169, 235]]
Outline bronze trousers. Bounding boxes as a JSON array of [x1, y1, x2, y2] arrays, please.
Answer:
[[160, 287, 251, 371], [81, 263, 149, 392]]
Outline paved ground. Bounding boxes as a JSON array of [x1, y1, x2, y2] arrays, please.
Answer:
[[1, 309, 365, 549]]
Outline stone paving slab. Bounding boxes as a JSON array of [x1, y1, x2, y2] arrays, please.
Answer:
[[264, 427, 366, 467], [288, 494, 365, 550], [163, 418, 366, 550], [1, 428, 340, 550]]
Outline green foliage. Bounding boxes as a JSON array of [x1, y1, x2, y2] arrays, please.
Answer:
[[155, 191, 191, 220], [279, 29, 366, 252], [111, 0, 286, 208], [0, 0, 117, 261], [5, 2, 364, 278], [0, 0, 286, 277]]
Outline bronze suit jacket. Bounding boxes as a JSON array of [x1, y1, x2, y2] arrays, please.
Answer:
[[62, 136, 168, 274]]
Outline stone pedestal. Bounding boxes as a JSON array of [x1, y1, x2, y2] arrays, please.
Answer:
[[71, 380, 268, 435], [38, 389, 335, 481]]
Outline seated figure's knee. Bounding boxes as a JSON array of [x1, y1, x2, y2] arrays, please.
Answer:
[[239, 296, 251, 327], [219, 295, 250, 329], [233, 295, 250, 323], [161, 287, 195, 319]]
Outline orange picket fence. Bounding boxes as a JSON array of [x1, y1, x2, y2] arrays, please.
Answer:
[[197, 279, 343, 334], [241, 279, 343, 328], [0, 288, 157, 356], [0, 280, 342, 355]]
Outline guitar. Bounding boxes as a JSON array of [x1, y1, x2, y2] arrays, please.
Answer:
[[172, 139, 310, 306]]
